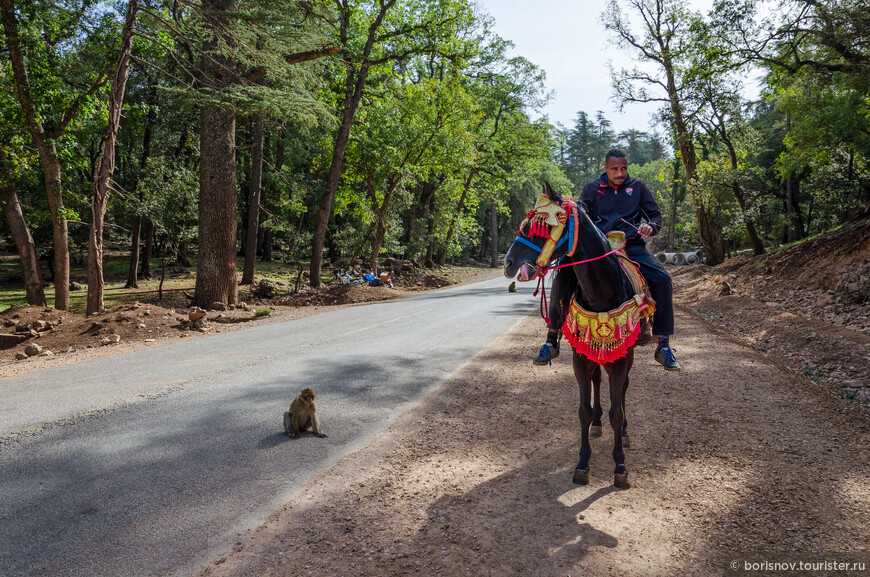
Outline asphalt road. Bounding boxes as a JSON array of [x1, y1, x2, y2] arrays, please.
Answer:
[[0, 275, 537, 577]]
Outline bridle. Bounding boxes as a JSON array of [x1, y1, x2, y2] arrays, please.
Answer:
[[514, 196, 626, 323], [513, 196, 580, 270]]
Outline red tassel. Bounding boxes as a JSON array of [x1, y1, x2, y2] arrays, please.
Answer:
[[614, 323, 622, 340]]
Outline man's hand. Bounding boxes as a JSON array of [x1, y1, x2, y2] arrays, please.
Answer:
[[638, 223, 654, 238]]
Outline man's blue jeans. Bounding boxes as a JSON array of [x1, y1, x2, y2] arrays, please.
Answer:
[[546, 241, 675, 337], [624, 242, 674, 337]]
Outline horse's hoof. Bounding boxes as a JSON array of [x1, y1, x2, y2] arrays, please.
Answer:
[[590, 425, 602, 438], [573, 468, 590, 485], [614, 472, 630, 489], [622, 435, 631, 449]]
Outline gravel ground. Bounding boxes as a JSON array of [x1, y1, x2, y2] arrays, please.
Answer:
[[191, 304, 870, 577]]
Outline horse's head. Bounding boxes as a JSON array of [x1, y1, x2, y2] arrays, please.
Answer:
[[504, 181, 574, 281]]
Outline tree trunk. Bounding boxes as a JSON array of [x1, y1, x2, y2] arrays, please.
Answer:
[[786, 174, 804, 242], [1, 0, 71, 309], [368, 178, 400, 273], [242, 116, 264, 285], [126, 92, 155, 288], [425, 186, 437, 266], [194, 0, 238, 307], [0, 150, 46, 305], [490, 200, 499, 268], [439, 172, 474, 267], [195, 104, 239, 306], [723, 144, 765, 256], [142, 220, 153, 278], [261, 228, 272, 262], [734, 183, 765, 255], [310, 0, 395, 287], [86, 0, 137, 316], [667, 158, 680, 250], [311, 65, 368, 286], [0, 0, 69, 310], [126, 217, 142, 289], [663, 58, 724, 265], [406, 180, 435, 261], [371, 216, 387, 274]]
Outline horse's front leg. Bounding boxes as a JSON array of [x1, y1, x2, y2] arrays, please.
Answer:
[[572, 353, 596, 485], [608, 357, 630, 489], [590, 364, 603, 438]]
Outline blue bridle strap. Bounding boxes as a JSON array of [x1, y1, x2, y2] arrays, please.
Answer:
[[514, 236, 542, 253], [514, 206, 575, 259]]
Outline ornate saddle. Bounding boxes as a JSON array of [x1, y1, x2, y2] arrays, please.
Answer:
[[561, 231, 656, 364]]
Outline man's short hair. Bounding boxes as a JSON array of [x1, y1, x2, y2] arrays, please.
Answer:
[[605, 148, 628, 164]]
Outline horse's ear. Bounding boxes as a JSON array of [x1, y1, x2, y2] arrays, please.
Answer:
[[542, 181, 562, 204]]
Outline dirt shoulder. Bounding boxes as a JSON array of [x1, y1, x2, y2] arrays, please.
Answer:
[[671, 265, 870, 412], [0, 266, 501, 379], [193, 305, 870, 577]]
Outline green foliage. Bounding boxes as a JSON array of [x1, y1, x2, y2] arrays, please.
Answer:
[[4, 0, 867, 304], [137, 159, 199, 255]]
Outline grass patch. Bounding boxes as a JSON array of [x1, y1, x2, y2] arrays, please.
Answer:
[[254, 307, 273, 317]]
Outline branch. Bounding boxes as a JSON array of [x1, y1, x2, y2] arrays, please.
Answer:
[[242, 45, 342, 83], [129, 54, 195, 89], [50, 59, 115, 139], [133, 31, 204, 87], [139, 6, 240, 83]]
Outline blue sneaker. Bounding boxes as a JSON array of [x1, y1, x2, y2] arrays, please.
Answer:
[[654, 345, 681, 371], [533, 343, 559, 366]]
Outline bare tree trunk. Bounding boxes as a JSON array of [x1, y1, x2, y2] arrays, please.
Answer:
[[241, 116, 263, 285], [1, 0, 71, 309], [405, 180, 434, 261], [0, 150, 46, 305], [86, 0, 138, 316], [490, 200, 499, 268], [195, 106, 239, 306], [194, 0, 238, 307], [370, 217, 387, 273]]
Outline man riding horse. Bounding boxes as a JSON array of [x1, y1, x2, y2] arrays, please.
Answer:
[[533, 148, 681, 372]]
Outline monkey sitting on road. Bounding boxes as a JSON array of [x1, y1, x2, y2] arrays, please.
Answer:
[[284, 388, 327, 439]]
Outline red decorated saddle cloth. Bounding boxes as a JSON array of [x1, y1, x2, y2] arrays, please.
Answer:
[[561, 239, 656, 364]]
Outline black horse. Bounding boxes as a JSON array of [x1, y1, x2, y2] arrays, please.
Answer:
[[504, 183, 652, 489]]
